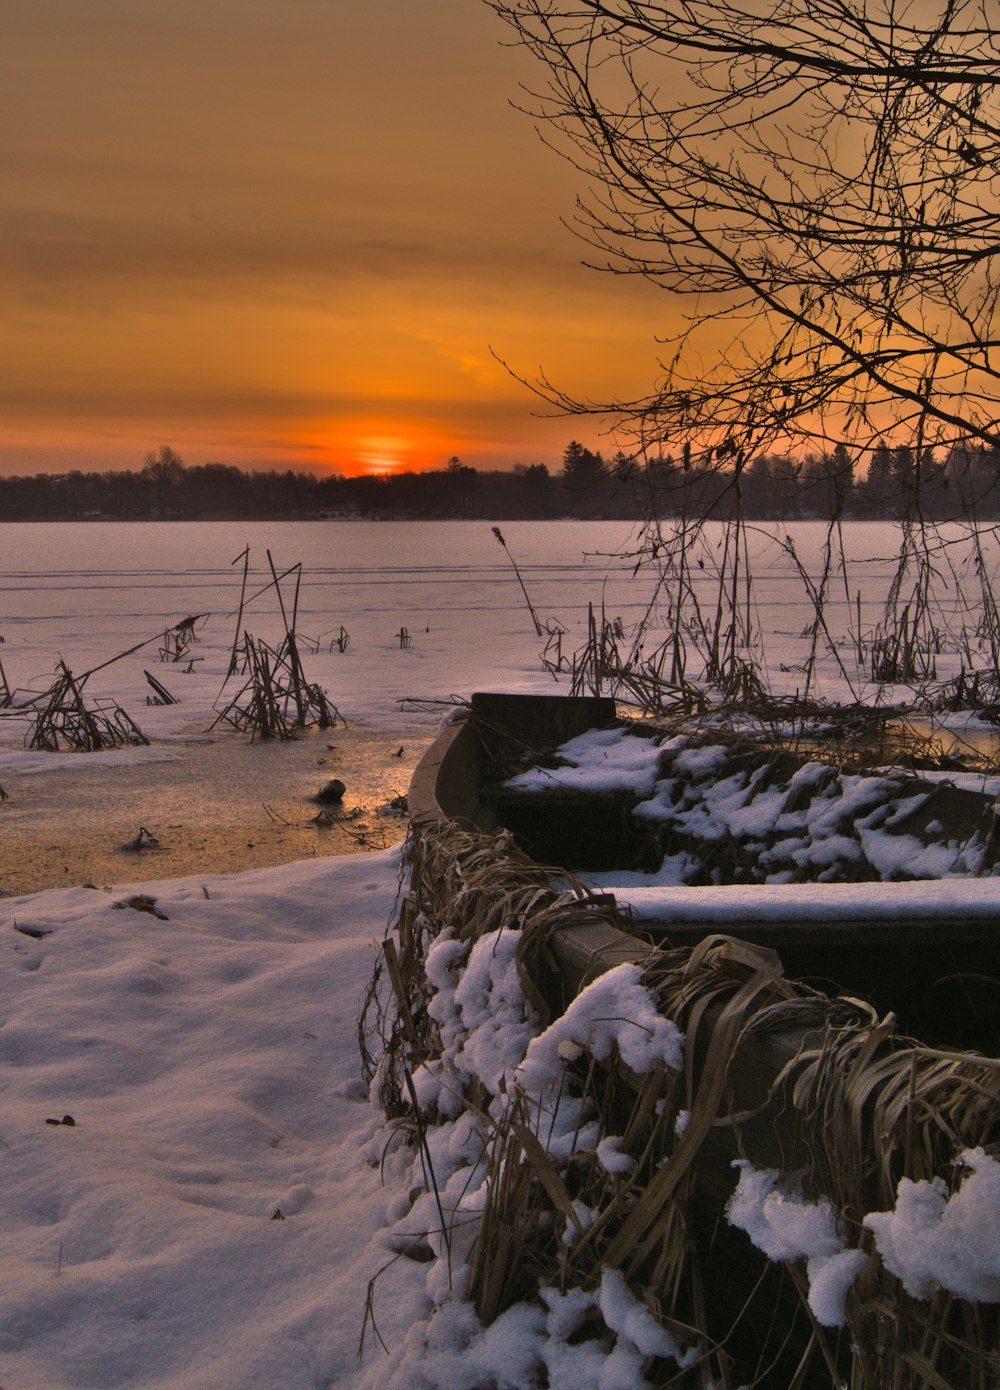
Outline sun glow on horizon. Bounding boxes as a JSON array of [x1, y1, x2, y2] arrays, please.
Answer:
[[1, 2, 677, 483], [354, 435, 414, 476], [304, 420, 477, 478]]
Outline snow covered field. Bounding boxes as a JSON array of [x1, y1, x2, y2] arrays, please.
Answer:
[[1, 519, 998, 1387], [0, 850, 429, 1390]]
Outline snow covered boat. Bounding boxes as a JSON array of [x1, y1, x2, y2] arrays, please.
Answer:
[[398, 692, 1000, 1386], [410, 691, 1000, 1050]]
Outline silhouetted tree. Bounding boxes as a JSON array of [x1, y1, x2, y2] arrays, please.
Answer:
[[487, 1, 1000, 474], [561, 440, 605, 489], [142, 446, 185, 516]]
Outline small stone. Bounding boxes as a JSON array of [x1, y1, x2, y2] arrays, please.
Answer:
[[390, 1236, 434, 1263], [312, 779, 346, 805]]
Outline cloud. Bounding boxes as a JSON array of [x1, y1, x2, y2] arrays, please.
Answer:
[[0, 0, 667, 473]]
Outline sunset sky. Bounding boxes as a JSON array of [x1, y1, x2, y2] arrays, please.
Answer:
[[1, 0, 671, 477]]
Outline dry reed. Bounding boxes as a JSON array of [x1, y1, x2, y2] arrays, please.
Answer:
[[212, 551, 341, 739], [212, 631, 339, 740], [365, 804, 1000, 1387], [28, 661, 149, 751]]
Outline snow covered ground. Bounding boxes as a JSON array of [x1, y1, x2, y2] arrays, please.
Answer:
[[2, 516, 998, 733], [0, 520, 642, 893], [3, 844, 997, 1389], [0, 849, 435, 1389], [1, 520, 998, 1386], [0, 850, 756, 1389]]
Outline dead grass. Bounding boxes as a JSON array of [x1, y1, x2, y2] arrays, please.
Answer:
[[27, 661, 149, 751], [364, 807, 1000, 1387]]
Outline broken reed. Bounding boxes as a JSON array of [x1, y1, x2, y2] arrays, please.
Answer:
[[493, 526, 544, 637], [367, 811, 1000, 1388], [144, 670, 177, 705], [157, 612, 205, 667], [28, 661, 149, 751], [212, 630, 339, 740]]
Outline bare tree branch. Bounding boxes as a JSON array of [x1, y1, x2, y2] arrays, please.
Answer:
[[486, 0, 1000, 465]]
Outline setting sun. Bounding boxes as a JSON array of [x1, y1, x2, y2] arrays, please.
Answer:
[[355, 436, 412, 476], [0, 2, 668, 479]]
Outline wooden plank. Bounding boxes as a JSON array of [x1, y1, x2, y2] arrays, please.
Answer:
[[542, 917, 833, 1186], [470, 691, 617, 747], [546, 919, 649, 995], [639, 914, 1000, 947], [408, 713, 493, 830]]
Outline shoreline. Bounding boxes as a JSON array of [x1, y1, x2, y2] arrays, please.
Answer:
[[0, 725, 431, 898]]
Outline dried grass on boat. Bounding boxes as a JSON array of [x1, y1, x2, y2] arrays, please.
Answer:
[[364, 814, 1000, 1388]]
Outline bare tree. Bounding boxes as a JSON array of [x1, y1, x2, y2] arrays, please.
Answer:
[[142, 445, 186, 487], [486, 0, 1000, 470]]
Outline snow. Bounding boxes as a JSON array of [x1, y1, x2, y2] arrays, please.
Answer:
[[2, 519, 999, 1385], [412, 925, 540, 1118], [505, 726, 666, 795], [726, 1163, 869, 1328], [517, 963, 684, 1089], [0, 848, 434, 1390], [727, 1148, 1000, 1324], [362, 929, 695, 1388], [609, 877, 1000, 927], [509, 723, 999, 895], [7, 852, 698, 1389], [863, 1149, 1000, 1302], [362, 1274, 697, 1390], [597, 1267, 699, 1376], [595, 1134, 635, 1175]]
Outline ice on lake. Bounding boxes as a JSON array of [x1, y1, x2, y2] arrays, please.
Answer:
[[0, 518, 997, 892]]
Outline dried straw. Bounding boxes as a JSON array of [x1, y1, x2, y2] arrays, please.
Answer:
[[366, 806, 1000, 1387]]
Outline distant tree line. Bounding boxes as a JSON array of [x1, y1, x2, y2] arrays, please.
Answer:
[[0, 441, 997, 523]]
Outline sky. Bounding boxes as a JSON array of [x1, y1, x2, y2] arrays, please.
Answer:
[[0, 0, 671, 478]]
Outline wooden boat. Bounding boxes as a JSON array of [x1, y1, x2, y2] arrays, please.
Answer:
[[410, 690, 1000, 1050], [402, 691, 1000, 1385]]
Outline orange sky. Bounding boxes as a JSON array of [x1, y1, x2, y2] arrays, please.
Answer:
[[0, 1, 673, 477]]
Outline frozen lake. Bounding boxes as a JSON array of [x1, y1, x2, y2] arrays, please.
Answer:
[[3, 515, 994, 701], [0, 518, 997, 892]]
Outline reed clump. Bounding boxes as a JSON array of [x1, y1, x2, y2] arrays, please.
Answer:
[[213, 550, 341, 740], [212, 631, 339, 741], [521, 473, 1000, 769], [27, 661, 149, 751]]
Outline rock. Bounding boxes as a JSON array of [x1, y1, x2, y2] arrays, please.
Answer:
[[312, 779, 346, 804]]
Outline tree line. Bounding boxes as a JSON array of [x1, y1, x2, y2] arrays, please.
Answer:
[[0, 441, 997, 523]]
